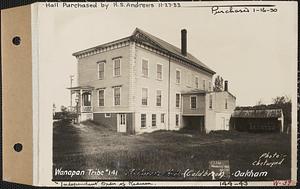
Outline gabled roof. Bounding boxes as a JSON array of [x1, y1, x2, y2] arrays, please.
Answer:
[[207, 90, 236, 99], [232, 109, 283, 118], [132, 28, 215, 74], [73, 28, 215, 75]]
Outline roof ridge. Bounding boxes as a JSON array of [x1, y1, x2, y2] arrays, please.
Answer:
[[132, 28, 215, 74]]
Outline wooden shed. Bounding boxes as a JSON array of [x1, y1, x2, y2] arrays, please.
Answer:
[[231, 109, 284, 132]]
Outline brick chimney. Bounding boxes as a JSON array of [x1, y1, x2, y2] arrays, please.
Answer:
[[224, 80, 228, 91], [181, 29, 187, 56]]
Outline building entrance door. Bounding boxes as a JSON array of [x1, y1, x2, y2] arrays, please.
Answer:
[[118, 114, 126, 133]]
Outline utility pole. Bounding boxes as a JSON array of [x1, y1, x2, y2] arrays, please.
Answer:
[[70, 75, 74, 107]]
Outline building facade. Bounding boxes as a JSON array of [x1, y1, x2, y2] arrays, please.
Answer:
[[69, 28, 236, 134]]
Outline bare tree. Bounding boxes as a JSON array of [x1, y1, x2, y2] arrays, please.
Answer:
[[213, 75, 223, 92]]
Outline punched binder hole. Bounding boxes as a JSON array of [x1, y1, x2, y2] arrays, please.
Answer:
[[13, 143, 23, 152], [12, 36, 21, 45]]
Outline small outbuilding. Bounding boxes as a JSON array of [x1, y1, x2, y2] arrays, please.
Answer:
[[231, 109, 284, 132]]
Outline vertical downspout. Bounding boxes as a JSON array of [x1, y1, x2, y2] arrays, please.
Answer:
[[168, 54, 171, 130]]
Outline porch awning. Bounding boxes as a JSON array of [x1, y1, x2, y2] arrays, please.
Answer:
[[67, 85, 94, 90]]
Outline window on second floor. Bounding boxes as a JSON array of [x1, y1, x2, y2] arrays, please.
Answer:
[[176, 70, 181, 84], [98, 62, 105, 79], [113, 58, 121, 77], [156, 64, 163, 80], [190, 96, 197, 109], [176, 93, 180, 108], [195, 76, 199, 88], [156, 90, 162, 106], [142, 59, 149, 77], [114, 87, 121, 106], [203, 79, 206, 90], [98, 90, 104, 106], [209, 94, 213, 109], [225, 98, 228, 109], [208, 81, 212, 91], [142, 88, 148, 105]]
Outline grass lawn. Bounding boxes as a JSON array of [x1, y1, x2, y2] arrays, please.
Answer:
[[53, 121, 291, 181]]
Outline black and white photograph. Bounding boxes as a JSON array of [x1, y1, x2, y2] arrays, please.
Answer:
[[23, 1, 297, 187]]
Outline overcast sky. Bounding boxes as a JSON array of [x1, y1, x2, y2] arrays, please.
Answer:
[[37, 2, 297, 108]]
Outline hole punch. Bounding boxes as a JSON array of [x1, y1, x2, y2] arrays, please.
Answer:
[[12, 36, 21, 45], [13, 143, 23, 152]]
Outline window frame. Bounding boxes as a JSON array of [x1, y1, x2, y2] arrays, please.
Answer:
[[208, 81, 212, 91], [190, 95, 197, 109], [156, 63, 163, 80], [209, 94, 213, 109], [152, 114, 157, 127], [161, 113, 165, 123], [141, 114, 147, 128], [105, 113, 111, 118], [113, 58, 121, 77], [98, 89, 105, 107], [195, 76, 199, 89], [97, 61, 105, 80], [175, 93, 181, 108], [113, 87, 121, 106], [141, 58, 149, 78], [156, 90, 162, 107], [176, 69, 181, 84], [175, 114, 180, 127], [141, 87, 149, 106]]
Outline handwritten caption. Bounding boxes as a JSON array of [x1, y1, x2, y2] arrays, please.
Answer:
[[211, 5, 277, 15], [44, 2, 278, 17], [252, 152, 287, 167]]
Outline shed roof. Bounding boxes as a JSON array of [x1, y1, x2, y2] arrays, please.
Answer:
[[232, 109, 283, 118], [181, 89, 207, 95]]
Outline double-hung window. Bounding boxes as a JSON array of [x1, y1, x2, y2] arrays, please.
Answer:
[[113, 58, 121, 77], [209, 94, 213, 109], [208, 81, 212, 91], [141, 114, 146, 128], [98, 61, 105, 79], [203, 79, 206, 90], [161, 113, 165, 123], [157, 64, 162, 80], [156, 90, 162, 106], [190, 96, 197, 109], [176, 70, 181, 84], [98, 90, 104, 106], [195, 76, 199, 88], [176, 114, 179, 127], [142, 59, 149, 77], [176, 93, 180, 108], [152, 114, 156, 127], [142, 88, 148, 105], [114, 87, 121, 106]]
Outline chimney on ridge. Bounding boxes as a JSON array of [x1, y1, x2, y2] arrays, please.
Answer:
[[224, 80, 228, 92], [181, 29, 187, 56]]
